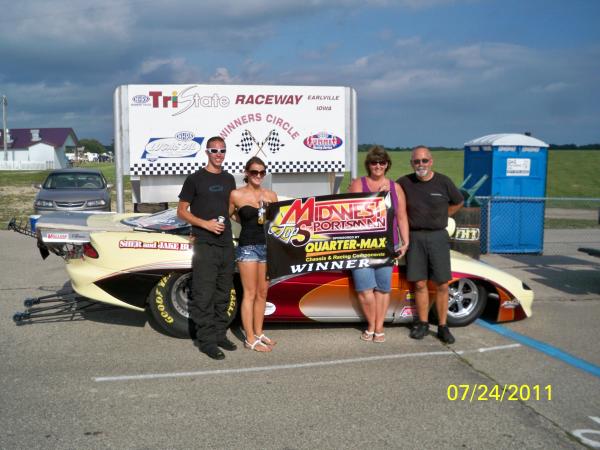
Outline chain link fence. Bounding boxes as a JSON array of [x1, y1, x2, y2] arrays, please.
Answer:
[[452, 197, 600, 256]]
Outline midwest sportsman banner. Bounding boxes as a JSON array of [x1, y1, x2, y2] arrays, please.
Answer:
[[265, 192, 396, 280]]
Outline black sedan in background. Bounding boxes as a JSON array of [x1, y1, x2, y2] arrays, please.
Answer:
[[34, 169, 112, 214]]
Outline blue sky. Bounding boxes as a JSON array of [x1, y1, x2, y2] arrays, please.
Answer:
[[1, 0, 599, 147]]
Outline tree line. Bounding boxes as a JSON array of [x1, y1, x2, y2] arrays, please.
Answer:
[[358, 144, 600, 152]]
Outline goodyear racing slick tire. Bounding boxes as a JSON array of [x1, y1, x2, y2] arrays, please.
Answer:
[[147, 272, 239, 339], [445, 278, 487, 327]]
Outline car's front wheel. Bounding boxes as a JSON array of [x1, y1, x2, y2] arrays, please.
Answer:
[[147, 272, 239, 339], [446, 278, 487, 327]]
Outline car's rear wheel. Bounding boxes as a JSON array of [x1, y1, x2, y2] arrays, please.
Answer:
[[446, 278, 487, 327], [147, 272, 239, 339]]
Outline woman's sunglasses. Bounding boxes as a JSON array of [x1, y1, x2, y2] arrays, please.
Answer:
[[411, 158, 430, 165], [249, 169, 267, 177], [369, 160, 388, 166], [207, 148, 227, 154]]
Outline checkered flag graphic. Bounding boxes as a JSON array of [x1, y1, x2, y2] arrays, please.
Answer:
[[236, 129, 286, 157], [236, 129, 255, 154], [265, 130, 284, 154]]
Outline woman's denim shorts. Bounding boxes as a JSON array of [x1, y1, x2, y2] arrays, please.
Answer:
[[235, 244, 267, 263], [351, 265, 393, 293]]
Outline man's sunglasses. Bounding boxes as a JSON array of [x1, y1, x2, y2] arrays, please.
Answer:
[[411, 158, 430, 165], [369, 160, 388, 166], [249, 169, 267, 177], [207, 148, 227, 154]]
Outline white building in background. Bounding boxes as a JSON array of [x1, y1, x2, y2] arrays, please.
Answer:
[[85, 152, 99, 162], [0, 128, 78, 170]]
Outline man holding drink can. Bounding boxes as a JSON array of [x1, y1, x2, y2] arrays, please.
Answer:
[[177, 136, 237, 360]]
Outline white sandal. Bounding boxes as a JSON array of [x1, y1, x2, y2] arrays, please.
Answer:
[[373, 332, 386, 343], [360, 330, 375, 341], [255, 334, 277, 346], [244, 339, 271, 352]]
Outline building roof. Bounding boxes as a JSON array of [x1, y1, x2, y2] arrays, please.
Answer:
[[2, 128, 78, 149], [464, 133, 548, 148]]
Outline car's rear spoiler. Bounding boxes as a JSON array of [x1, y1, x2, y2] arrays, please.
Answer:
[[8, 216, 92, 259]]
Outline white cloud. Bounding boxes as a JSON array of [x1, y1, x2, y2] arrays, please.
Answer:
[[395, 37, 422, 48], [531, 82, 570, 94], [353, 56, 370, 68], [135, 58, 202, 84], [209, 68, 238, 84], [7, 0, 133, 44]]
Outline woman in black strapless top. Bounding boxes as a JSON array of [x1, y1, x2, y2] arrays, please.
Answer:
[[229, 157, 278, 352]]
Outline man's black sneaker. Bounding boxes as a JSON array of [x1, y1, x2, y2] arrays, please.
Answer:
[[217, 337, 238, 351], [437, 325, 455, 344], [201, 346, 225, 360], [409, 321, 429, 340]]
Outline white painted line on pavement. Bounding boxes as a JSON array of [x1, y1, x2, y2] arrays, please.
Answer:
[[93, 343, 521, 383], [476, 343, 521, 353]]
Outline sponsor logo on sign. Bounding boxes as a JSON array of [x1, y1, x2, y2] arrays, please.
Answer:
[[131, 94, 150, 105], [142, 86, 230, 116], [142, 133, 204, 161], [175, 131, 195, 141], [303, 132, 343, 151], [270, 196, 387, 247]]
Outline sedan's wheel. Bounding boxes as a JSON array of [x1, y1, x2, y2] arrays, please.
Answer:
[[446, 278, 487, 327], [147, 272, 239, 339]]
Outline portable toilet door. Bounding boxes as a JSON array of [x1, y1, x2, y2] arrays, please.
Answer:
[[464, 134, 549, 254]]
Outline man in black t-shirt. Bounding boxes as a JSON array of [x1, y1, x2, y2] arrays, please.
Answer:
[[178, 136, 237, 360], [398, 146, 463, 344]]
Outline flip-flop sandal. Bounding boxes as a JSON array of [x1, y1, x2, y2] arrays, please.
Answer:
[[255, 334, 277, 346], [373, 332, 386, 343], [361, 330, 375, 341], [244, 339, 271, 352]]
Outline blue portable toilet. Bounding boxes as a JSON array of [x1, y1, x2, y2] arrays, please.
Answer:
[[463, 133, 549, 254]]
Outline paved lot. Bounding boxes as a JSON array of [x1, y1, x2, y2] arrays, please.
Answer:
[[1, 230, 599, 449]]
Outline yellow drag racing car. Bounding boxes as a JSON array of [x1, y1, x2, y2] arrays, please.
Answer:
[[11, 208, 533, 338]]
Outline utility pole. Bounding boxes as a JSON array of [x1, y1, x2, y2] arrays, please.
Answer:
[[2, 95, 7, 161]]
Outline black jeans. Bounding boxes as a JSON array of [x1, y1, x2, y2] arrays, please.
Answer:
[[191, 241, 234, 349]]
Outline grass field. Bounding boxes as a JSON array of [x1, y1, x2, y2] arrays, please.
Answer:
[[1, 150, 599, 228], [342, 149, 600, 198]]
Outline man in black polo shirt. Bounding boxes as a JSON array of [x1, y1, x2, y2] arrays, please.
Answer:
[[178, 136, 237, 360], [398, 146, 463, 344]]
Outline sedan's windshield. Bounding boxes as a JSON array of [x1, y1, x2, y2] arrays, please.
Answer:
[[43, 173, 106, 189]]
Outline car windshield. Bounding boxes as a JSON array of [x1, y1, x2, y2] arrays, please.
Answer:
[[43, 173, 105, 189]]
